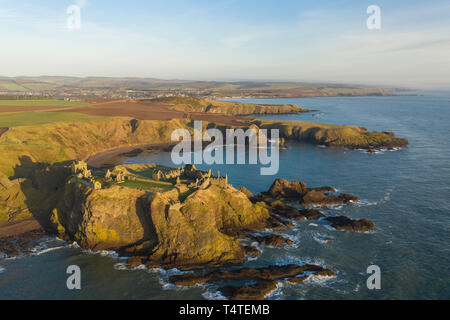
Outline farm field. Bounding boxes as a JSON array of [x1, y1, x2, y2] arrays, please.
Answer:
[[0, 100, 90, 107], [0, 111, 110, 127]]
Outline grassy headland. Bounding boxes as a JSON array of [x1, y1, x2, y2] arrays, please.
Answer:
[[0, 97, 408, 226]]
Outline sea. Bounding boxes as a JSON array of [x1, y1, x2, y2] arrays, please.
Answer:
[[1, 92, 449, 300]]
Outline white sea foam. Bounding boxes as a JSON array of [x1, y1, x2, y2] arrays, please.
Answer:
[[0, 252, 7, 260], [273, 255, 327, 268], [312, 232, 334, 244], [113, 262, 128, 271], [202, 289, 227, 300], [82, 249, 121, 259], [30, 245, 66, 256], [0, 266, 5, 274]]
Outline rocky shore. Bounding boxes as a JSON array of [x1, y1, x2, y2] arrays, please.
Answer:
[[1, 160, 377, 299]]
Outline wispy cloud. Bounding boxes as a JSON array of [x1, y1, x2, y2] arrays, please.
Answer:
[[221, 35, 254, 48]]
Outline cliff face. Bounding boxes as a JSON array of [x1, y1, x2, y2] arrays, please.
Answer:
[[254, 119, 409, 149], [151, 97, 308, 115], [51, 179, 269, 268], [0, 117, 407, 222]]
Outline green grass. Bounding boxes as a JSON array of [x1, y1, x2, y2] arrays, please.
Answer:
[[0, 82, 28, 91], [20, 83, 58, 91], [0, 100, 90, 107], [0, 112, 110, 127], [118, 180, 173, 190]]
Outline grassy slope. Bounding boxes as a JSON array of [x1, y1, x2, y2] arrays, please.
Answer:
[[0, 117, 191, 177], [149, 97, 307, 115], [0, 114, 408, 222], [0, 112, 109, 127], [0, 100, 90, 107], [254, 119, 409, 148], [0, 116, 408, 178]]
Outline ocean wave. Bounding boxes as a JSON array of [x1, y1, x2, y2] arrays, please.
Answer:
[[0, 236, 66, 260], [272, 255, 327, 268], [0, 266, 5, 274], [202, 289, 227, 300], [312, 232, 334, 244], [30, 245, 66, 256], [82, 249, 125, 260]]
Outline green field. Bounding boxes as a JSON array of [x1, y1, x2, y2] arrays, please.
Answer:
[[118, 180, 173, 190], [0, 83, 28, 91], [0, 112, 110, 127], [0, 100, 90, 107]]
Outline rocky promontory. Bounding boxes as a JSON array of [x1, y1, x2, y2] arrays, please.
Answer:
[[0, 161, 380, 299]]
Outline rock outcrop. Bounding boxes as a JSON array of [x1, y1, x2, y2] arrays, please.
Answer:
[[219, 281, 278, 300], [267, 179, 307, 199], [249, 234, 294, 247], [325, 216, 375, 231], [169, 264, 336, 286], [50, 175, 270, 269], [301, 191, 360, 207], [253, 179, 359, 207]]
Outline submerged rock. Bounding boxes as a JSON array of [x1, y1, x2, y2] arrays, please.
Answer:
[[0, 229, 46, 258], [243, 246, 261, 257], [264, 215, 288, 231], [326, 216, 375, 231], [169, 264, 336, 286], [249, 234, 294, 247], [219, 280, 278, 300], [300, 191, 360, 207], [257, 200, 324, 221]]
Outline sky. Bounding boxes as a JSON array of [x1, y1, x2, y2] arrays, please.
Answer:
[[0, 0, 449, 89]]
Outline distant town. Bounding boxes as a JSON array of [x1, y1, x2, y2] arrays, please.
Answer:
[[0, 76, 408, 100]]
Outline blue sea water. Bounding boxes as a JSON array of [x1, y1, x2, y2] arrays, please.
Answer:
[[1, 92, 449, 299]]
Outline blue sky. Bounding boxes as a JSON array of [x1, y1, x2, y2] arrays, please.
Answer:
[[1, 0, 449, 88]]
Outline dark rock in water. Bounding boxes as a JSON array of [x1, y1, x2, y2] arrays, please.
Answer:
[[299, 208, 325, 220], [268, 179, 307, 199], [264, 215, 288, 231], [366, 147, 377, 154], [219, 280, 278, 300], [301, 191, 359, 206], [126, 256, 144, 268], [260, 200, 324, 221], [250, 234, 294, 247], [287, 268, 336, 283], [0, 229, 46, 258], [306, 186, 336, 193], [338, 193, 360, 203], [239, 186, 253, 198], [286, 275, 311, 283], [169, 264, 336, 286], [326, 216, 375, 231], [243, 246, 261, 257]]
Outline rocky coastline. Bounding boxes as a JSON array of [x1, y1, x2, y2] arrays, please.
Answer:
[[1, 161, 376, 299]]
